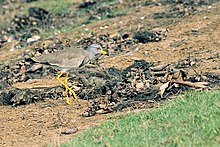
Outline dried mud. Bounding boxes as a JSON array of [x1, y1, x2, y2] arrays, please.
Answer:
[[0, 0, 220, 146]]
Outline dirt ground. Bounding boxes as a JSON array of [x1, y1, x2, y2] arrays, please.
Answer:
[[0, 1, 219, 147], [0, 99, 109, 146]]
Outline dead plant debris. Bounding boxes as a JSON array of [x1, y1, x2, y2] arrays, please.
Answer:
[[0, 0, 219, 146], [0, 0, 219, 117], [0, 56, 219, 116]]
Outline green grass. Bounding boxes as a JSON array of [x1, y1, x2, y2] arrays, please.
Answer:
[[62, 91, 220, 147], [22, 0, 71, 15], [0, 0, 72, 31], [1, 0, 131, 38], [0, 0, 129, 39]]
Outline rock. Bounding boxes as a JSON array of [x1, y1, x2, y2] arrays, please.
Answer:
[[27, 35, 41, 44], [133, 30, 161, 43], [61, 127, 78, 135], [82, 111, 96, 117], [99, 104, 106, 109], [135, 82, 144, 90], [27, 64, 43, 72]]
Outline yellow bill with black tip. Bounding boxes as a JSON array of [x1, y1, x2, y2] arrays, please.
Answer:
[[100, 49, 107, 55]]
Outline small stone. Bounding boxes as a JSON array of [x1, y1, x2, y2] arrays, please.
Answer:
[[99, 104, 106, 109], [27, 64, 43, 72], [145, 82, 150, 88], [71, 85, 81, 91], [27, 35, 41, 44], [203, 16, 208, 19], [96, 109, 109, 114], [136, 82, 144, 90], [82, 112, 89, 117], [10, 48, 15, 52], [190, 61, 196, 66], [100, 25, 109, 29], [61, 127, 78, 135], [106, 90, 112, 95], [82, 111, 95, 117], [140, 16, 145, 20], [32, 21, 37, 25], [12, 65, 20, 69], [44, 49, 49, 54]]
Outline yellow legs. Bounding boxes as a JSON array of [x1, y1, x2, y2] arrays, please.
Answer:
[[65, 73, 69, 104], [56, 71, 78, 105]]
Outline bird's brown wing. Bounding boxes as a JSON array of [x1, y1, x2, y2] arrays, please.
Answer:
[[33, 48, 90, 69]]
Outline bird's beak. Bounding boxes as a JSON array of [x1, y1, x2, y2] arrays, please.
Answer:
[[100, 49, 108, 55]]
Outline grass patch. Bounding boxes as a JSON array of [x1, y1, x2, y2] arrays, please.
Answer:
[[48, 0, 71, 14], [0, 0, 72, 30], [62, 91, 220, 146], [22, 0, 72, 15], [0, 0, 128, 38]]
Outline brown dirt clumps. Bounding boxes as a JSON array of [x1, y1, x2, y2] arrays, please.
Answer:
[[0, 0, 220, 146]]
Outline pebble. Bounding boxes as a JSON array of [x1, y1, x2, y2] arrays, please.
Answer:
[[140, 16, 145, 20], [135, 82, 144, 90], [10, 48, 15, 52], [61, 127, 78, 135], [27, 35, 41, 44], [27, 64, 43, 72], [99, 104, 106, 109]]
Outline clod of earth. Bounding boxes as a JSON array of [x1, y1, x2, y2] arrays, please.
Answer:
[[0, 0, 219, 118], [133, 30, 163, 43], [61, 127, 78, 135], [1, 57, 219, 116], [0, 28, 219, 116]]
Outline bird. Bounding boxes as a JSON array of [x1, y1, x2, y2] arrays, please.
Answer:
[[30, 44, 107, 104]]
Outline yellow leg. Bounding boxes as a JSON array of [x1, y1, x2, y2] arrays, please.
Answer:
[[56, 71, 78, 105], [65, 73, 70, 105]]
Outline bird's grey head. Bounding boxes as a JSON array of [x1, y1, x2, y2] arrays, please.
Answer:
[[87, 44, 107, 56]]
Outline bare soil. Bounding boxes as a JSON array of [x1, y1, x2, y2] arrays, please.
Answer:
[[0, 99, 109, 147], [0, 1, 219, 147]]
